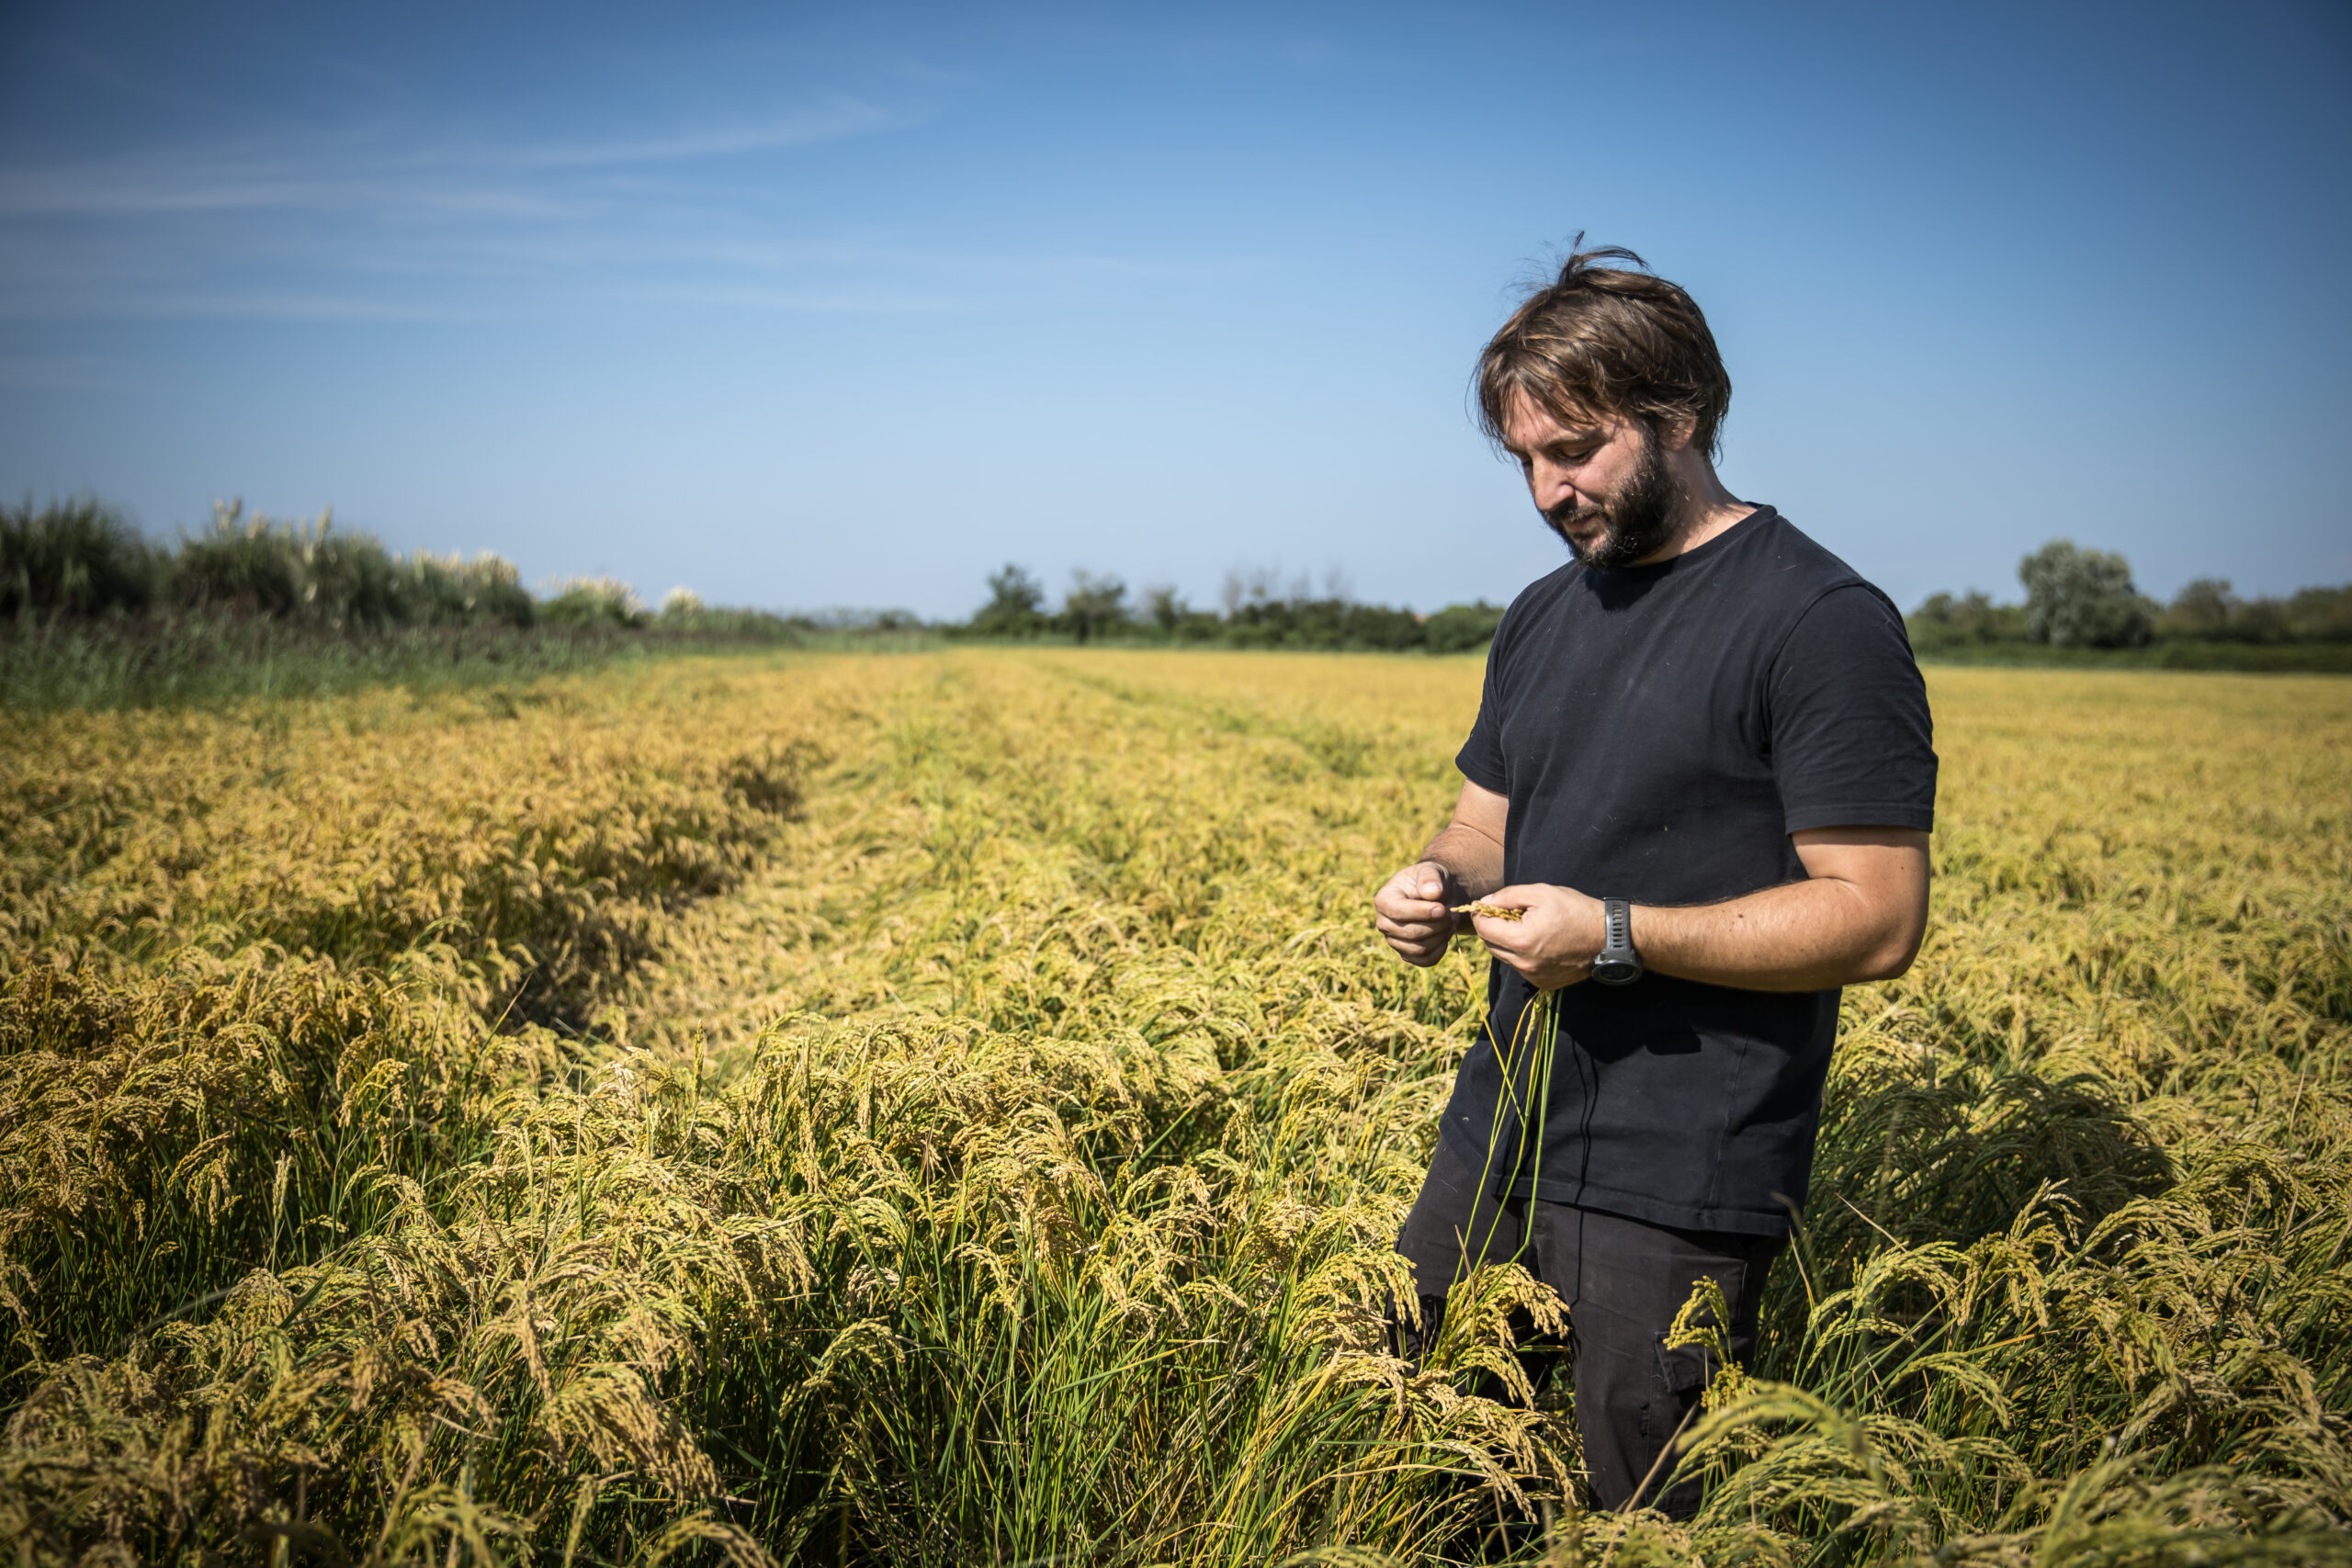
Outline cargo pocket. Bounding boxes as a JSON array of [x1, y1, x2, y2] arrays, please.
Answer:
[[1637, 1334, 1713, 1438], [1630, 1334, 1715, 1511]]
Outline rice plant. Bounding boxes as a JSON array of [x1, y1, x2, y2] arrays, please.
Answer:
[[1, 651, 2345, 1565]]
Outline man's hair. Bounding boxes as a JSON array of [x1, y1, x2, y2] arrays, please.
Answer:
[[1475, 242, 1732, 459]]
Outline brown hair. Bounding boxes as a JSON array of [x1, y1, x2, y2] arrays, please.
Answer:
[[1474, 241, 1733, 459]]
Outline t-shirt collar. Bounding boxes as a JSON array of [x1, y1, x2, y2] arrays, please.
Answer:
[[1588, 503, 1773, 582]]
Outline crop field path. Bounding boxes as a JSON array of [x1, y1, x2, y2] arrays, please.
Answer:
[[4, 650, 2348, 1565]]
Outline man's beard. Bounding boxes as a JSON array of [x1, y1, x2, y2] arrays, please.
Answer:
[[1543, 426, 1681, 569]]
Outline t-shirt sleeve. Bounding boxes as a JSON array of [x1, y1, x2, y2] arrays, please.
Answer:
[[1454, 614, 1511, 794], [1769, 584, 1938, 834]]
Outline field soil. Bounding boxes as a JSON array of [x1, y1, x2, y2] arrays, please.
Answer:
[[4, 650, 2347, 1565]]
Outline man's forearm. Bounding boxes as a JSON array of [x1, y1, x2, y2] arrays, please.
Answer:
[[1421, 822, 1505, 907], [1468, 829, 1928, 993], [1633, 877, 1919, 992]]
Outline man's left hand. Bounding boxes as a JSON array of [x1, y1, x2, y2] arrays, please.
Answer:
[[1469, 882, 1603, 991]]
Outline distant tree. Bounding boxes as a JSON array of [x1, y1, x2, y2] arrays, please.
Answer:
[[2018, 540, 2154, 648], [1138, 584, 1224, 643], [1219, 562, 1295, 617], [2159, 578, 2237, 639], [1908, 591, 1971, 649], [1339, 602, 1426, 650], [1907, 589, 2027, 648], [2286, 584, 2352, 642], [1424, 600, 1505, 654], [971, 563, 1046, 637], [2244, 601, 2294, 642], [1142, 584, 1185, 634], [1061, 570, 1128, 644], [2158, 578, 2352, 644]]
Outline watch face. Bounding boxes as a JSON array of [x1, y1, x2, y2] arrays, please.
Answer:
[[1592, 958, 1642, 987]]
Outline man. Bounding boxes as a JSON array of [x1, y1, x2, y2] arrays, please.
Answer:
[[1373, 245, 1936, 1517]]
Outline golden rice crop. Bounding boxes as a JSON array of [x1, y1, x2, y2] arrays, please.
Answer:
[[0, 662, 874, 1023], [1, 649, 2346, 1566]]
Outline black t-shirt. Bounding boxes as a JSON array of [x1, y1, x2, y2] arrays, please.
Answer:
[[1445, 506, 1937, 1236]]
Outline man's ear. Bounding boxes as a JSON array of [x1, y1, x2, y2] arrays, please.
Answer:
[[1657, 413, 1700, 452]]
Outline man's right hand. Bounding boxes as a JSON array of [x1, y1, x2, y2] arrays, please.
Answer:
[[1374, 860, 1460, 967]]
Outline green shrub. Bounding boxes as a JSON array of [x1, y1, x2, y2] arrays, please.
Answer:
[[1907, 589, 2030, 649], [1337, 602, 1429, 650], [968, 563, 1049, 637], [540, 576, 648, 627], [172, 503, 536, 628], [1056, 570, 1129, 644], [0, 498, 160, 616], [956, 566, 1501, 653], [2160, 578, 2352, 644], [2286, 582, 2352, 640], [408, 551, 537, 626], [173, 503, 345, 617], [1423, 599, 1504, 653], [2157, 577, 2238, 639]]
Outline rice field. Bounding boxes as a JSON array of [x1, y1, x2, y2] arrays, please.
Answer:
[[2, 649, 2347, 1566]]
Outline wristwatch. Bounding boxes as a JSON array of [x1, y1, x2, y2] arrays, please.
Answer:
[[1592, 898, 1643, 986]]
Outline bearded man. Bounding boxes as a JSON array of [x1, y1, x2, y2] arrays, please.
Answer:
[[1373, 245, 1938, 1517]]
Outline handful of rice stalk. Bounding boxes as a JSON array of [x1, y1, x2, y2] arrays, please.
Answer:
[[1451, 902, 1526, 921]]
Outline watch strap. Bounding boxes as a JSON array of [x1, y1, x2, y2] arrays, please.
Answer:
[[1595, 897, 1643, 985]]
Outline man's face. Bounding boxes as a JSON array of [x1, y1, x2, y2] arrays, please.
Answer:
[[1501, 391, 1679, 569]]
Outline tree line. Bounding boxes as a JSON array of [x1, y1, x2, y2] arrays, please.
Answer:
[[13, 497, 2346, 688], [949, 563, 1505, 653], [1, 498, 1500, 654], [6, 496, 581, 628], [0, 498, 923, 707], [1908, 538, 2352, 653], [0, 496, 928, 637]]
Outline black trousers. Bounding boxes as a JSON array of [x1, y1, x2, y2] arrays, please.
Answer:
[[1394, 1138, 1783, 1517]]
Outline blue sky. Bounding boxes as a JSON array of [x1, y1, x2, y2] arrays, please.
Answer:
[[3, 1, 2346, 619]]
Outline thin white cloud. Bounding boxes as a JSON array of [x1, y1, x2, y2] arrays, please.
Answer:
[[0, 156, 345, 218], [677, 237, 1272, 287], [0, 288, 467, 322], [0, 96, 901, 220], [0, 354, 123, 389], [509, 97, 899, 168], [624, 282, 965, 314], [0, 87, 1267, 325]]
